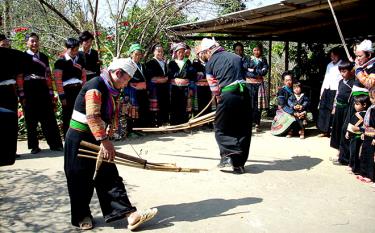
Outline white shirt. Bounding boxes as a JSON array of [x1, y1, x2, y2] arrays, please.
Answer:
[[320, 60, 343, 96], [155, 58, 166, 75], [26, 49, 38, 57]]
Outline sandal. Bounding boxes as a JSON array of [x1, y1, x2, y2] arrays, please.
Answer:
[[79, 216, 93, 230], [128, 208, 158, 231]]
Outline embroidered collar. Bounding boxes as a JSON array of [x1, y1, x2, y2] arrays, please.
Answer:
[[100, 70, 120, 96], [282, 85, 293, 95]]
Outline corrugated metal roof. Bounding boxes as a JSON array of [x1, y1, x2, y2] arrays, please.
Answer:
[[168, 0, 374, 43]]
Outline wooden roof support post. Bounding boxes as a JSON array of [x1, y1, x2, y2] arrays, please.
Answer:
[[284, 41, 289, 71], [268, 40, 272, 109], [297, 42, 302, 79]]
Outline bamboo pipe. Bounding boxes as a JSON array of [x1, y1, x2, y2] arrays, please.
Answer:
[[79, 141, 177, 167], [78, 154, 208, 173]]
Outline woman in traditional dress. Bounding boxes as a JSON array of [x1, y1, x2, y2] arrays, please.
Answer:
[[244, 44, 269, 132], [168, 43, 196, 125], [145, 44, 169, 126], [270, 71, 295, 136], [123, 43, 150, 135]]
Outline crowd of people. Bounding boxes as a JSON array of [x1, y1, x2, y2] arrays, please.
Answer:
[[271, 39, 375, 186], [1, 30, 375, 229]]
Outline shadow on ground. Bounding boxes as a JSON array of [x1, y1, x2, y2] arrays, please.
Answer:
[[128, 197, 261, 231], [245, 155, 323, 174], [0, 168, 139, 232]]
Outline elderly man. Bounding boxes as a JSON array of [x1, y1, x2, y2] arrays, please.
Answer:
[[199, 38, 252, 174], [64, 58, 157, 231]]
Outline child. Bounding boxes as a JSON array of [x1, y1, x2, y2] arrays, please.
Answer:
[[287, 82, 309, 139], [357, 88, 375, 183], [344, 95, 370, 174], [330, 61, 355, 150]]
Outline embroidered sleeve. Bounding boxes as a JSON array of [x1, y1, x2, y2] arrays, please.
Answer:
[[356, 69, 375, 89], [46, 67, 54, 96], [54, 60, 65, 99], [85, 89, 107, 140], [54, 69, 64, 99], [206, 74, 220, 96], [16, 73, 24, 99], [81, 68, 87, 85]]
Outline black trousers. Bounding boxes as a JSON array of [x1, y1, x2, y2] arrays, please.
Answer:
[[0, 84, 18, 113], [0, 107, 17, 166], [349, 136, 362, 174], [317, 89, 336, 133], [338, 98, 355, 164], [170, 85, 188, 125], [64, 129, 136, 226], [247, 83, 260, 125], [215, 89, 252, 167], [359, 136, 375, 181], [62, 84, 82, 137], [330, 105, 349, 149], [23, 80, 62, 150]]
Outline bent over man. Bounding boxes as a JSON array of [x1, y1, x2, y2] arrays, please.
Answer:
[[64, 58, 157, 231]]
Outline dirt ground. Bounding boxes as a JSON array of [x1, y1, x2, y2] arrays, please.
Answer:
[[1, 121, 375, 233]]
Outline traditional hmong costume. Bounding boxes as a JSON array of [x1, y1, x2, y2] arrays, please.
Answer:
[[287, 93, 309, 129], [359, 105, 375, 181], [123, 61, 150, 130], [346, 110, 366, 173], [0, 48, 24, 112], [65, 72, 137, 227], [338, 59, 375, 163], [79, 48, 100, 81], [168, 58, 196, 125], [54, 53, 87, 136], [192, 59, 216, 116], [330, 78, 354, 149], [244, 55, 269, 125], [0, 48, 26, 164], [206, 48, 251, 169], [317, 60, 342, 133], [270, 86, 295, 136], [23, 49, 62, 150], [145, 58, 170, 126]]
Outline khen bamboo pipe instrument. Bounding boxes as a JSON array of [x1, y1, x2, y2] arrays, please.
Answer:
[[79, 141, 208, 173], [133, 111, 215, 132]]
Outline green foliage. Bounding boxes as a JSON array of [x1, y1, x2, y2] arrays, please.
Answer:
[[214, 0, 246, 15]]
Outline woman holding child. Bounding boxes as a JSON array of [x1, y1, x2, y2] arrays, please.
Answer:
[[270, 71, 294, 136]]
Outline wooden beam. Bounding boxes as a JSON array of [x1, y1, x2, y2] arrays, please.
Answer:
[[172, 0, 359, 35], [284, 41, 289, 71], [249, 14, 368, 37], [268, 40, 272, 108]]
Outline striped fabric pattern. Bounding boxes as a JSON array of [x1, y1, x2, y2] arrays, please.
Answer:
[[85, 89, 107, 140], [258, 81, 269, 109], [54, 69, 64, 98], [206, 74, 220, 96]]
